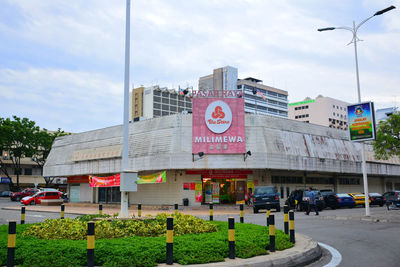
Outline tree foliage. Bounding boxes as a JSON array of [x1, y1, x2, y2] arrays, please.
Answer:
[[373, 112, 400, 160], [0, 116, 67, 187]]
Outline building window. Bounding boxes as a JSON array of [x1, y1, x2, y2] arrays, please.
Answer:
[[333, 105, 335, 108], [154, 110, 161, 116], [295, 116, 298, 119], [338, 178, 360, 185], [154, 91, 161, 96], [272, 176, 303, 184], [24, 168, 32, 175], [333, 112, 335, 116]]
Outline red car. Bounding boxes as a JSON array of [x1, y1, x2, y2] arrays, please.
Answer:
[[21, 191, 62, 205], [10, 188, 39, 201]]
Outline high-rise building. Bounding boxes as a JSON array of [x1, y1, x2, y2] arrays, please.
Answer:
[[199, 66, 289, 118], [237, 77, 288, 117], [376, 107, 398, 123], [289, 95, 350, 130], [130, 85, 192, 121]]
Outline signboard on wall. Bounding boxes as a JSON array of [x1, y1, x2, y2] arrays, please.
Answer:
[[347, 102, 376, 142], [192, 90, 245, 154]]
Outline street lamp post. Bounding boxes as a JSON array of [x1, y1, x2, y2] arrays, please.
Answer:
[[318, 5, 396, 216]]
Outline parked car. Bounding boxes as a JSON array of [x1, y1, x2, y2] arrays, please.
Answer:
[[0, 191, 12, 197], [320, 191, 337, 209], [10, 188, 39, 201], [252, 186, 280, 213], [368, 193, 386, 207], [383, 191, 400, 210], [334, 193, 356, 209], [21, 191, 62, 205], [348, 193, 371, 206], [285, 189, 325, 211]]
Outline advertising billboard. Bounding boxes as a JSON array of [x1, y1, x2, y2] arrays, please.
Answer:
[[192, 90, 245, 154], [347, 102, 376, 142]]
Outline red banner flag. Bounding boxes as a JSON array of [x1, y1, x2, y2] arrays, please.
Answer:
[[89, 174, 120, 187]]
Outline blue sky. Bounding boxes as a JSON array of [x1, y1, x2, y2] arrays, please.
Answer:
[[0, 0, 399, 133]]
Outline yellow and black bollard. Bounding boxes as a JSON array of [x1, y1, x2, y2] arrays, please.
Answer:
[[60, 204, 65, 219], [166, 217, 174, 265], [21, 207, 25, 224], [7, 221, 16, 267], [138, 203, 142, 217], [99, 204, 103, 215], [174, 204, 178, 215], [209, 203, 213, 221], [266, 202, 271, 226], [240, 204, 244, 223], [289, 210, 295, 243], [269, 214, 275, 252], [228, 217, 235, 259], [87, 221, 95, 267], [283, 205, 289, 235]]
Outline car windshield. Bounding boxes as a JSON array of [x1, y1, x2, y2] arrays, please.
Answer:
[[255, 187, 276, 194], [321, 191, 334, 196], [303, 191, 321, 197], [369, 193, 381, 197], [337, 193, 351, 197], [354, 194, 364, 197]]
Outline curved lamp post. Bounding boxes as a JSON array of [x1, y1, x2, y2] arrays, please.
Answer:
[[318, 5, 396, 216]]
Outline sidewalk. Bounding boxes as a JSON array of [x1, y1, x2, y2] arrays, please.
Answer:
[[3, 203, 255, 216]]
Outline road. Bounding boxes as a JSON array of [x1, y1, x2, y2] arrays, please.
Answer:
[[1, 198, 399, 266]]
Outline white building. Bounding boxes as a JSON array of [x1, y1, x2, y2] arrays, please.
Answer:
[[199, 66, 289, 118], [289, 95, 350, 130]]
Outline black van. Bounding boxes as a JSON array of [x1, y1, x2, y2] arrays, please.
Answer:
[[253, 186, 280, 213]]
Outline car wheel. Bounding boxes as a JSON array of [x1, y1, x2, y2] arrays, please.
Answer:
[[331, 205, 336, 210], [253, 208, 259, 214], [379, 204, 383, 207], [16, 196, 21, 201]]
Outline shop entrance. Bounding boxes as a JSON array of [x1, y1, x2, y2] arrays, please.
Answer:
[[98, 187, 121, 203], [202, 178, 247, 204]]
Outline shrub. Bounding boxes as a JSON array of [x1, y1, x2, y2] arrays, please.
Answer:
[[0, 216, 294, 266], [22, 213, 218, 240]]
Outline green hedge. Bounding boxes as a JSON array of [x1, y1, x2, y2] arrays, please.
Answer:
[[0, 219, 293, 266]]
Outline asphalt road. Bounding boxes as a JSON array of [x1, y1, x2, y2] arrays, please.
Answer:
[[1, 198, 399, 267], [207, 209, 400, 267]]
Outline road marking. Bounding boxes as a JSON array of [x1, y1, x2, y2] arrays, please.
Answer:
[[27, 214, 44, 218], [319, 242, 342, 267]]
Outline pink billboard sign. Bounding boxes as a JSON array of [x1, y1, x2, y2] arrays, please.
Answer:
[[192, 95, 245, 154]]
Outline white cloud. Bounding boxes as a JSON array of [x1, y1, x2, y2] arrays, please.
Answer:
[[0, 0, 399, 131], [0, 68, 123, 132]]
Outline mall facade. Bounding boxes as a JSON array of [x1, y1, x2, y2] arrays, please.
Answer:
[[44, 92, 400, 206]]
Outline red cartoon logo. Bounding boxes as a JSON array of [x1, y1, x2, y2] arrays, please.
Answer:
[[212, 106, 225, 119]]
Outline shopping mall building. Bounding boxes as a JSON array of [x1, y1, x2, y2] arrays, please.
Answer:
[[44, 91, 400, 205]]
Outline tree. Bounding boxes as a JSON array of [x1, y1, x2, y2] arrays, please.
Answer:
[[0, 116, 39, 188], [32, 128, 68, 186], [373, 112, 400, 160]]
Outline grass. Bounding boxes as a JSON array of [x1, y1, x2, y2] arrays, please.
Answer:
[[0, 217, 294, 266]]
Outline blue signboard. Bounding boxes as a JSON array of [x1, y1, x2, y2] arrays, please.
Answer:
[[0, 177, 12, 184], [347, 102, 376, 142]]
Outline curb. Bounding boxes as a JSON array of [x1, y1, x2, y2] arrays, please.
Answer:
[[2, 207, 86, 216], [158, 234, 321, 267]]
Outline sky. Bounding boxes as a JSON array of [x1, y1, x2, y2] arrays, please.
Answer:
[[0, 0, 399, 133]]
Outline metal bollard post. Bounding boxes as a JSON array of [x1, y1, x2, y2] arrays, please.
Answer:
[[87, 221, 95, 267], [21, 207, 25, 224], [174, 204, 178, 215], [266, 202, 270, 226], [138, 203, 142, 217], [269, 214, 275, 252], [7, 221, 16, 267], [240, 204, 244, 223], [209, 203, 213, 221], [99, 204, 103, 215], [284, 205, 289, 235], [228, 217, 235, 259], [61, 204, 65, 219], [289, 210, 295, 243], [166, 217, 174, 265]]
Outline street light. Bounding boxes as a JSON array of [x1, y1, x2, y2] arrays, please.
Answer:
[[318, 6, 396, 216]]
